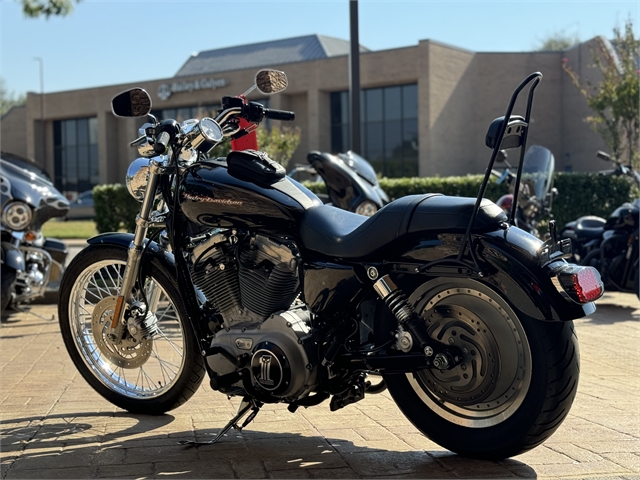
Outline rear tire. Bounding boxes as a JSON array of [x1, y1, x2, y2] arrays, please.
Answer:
[[384, 277, 579, 459], [58, 245, 205, 415]]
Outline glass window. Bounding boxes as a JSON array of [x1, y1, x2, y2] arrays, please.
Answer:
[[330, 83, 418, 177], [53, 117, 99, 194]]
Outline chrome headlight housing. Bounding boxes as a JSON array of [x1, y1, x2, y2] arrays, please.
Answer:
[[355, 201, 378, 217], [2, 201, 32, 231], [126, 157, 151, 202]]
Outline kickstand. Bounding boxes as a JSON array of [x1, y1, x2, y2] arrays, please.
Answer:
[[13, 305, 55, 321], [179, 397, 262, 447]]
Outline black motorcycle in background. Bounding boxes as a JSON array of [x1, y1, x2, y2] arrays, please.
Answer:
[[1, 156, 69, 319], [578, 198, 639, 298], [289, 150, 389, 216], [492, 145, 557, 238], [560, 151, 640, 264]]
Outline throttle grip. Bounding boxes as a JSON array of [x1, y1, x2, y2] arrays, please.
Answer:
[[154, 131, 171, 154], [264, 108, 295, 121]]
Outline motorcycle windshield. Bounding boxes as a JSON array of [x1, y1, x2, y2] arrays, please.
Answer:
[[337, 151, 379, 186], [521, 145, 555, 200]]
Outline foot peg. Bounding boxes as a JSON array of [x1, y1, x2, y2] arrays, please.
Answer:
[[179, 397, 262, 446]]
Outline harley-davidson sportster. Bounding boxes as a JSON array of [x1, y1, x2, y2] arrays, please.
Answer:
[[58, 70, 604, 460]]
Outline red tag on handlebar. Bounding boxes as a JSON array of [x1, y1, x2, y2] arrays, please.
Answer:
[[231, 117, 258, 151]]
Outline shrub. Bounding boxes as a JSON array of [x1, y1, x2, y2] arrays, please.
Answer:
[[93, 184, 140, 233], [303, 173, 638, 229]]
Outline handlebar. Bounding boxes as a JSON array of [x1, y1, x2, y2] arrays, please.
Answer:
[[263, 108, 295, 121]]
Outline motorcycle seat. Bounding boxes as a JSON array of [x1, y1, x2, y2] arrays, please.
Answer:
[[300, 194, 507, 259], [574, 216, 606, 240]]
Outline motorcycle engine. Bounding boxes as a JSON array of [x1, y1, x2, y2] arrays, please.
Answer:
[[189, 231, 318, 401]]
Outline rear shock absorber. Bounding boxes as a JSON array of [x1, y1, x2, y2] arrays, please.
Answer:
[[373, 275, 457, 370]]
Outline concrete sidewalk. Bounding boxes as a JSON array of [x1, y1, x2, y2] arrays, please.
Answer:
[[0, 292, 638, 479]]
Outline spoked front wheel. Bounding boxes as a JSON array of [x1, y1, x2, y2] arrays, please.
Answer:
[[58, 245, 205, 414], [385, 277, 579, 459]]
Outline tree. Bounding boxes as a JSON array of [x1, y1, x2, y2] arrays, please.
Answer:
[[563, 20, 640, 169], [256, 125, 301, 169], [208, 125, 301, 169], [534, 29, 580, 51], [20, 0, 78, 18], [0, 78, 26, 117]]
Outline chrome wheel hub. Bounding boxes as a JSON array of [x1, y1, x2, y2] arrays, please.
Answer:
[[91, 296, 152, 369], [407, 285, 532, 428]]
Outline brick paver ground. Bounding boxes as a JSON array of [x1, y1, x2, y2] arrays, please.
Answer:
[[1, 292, 638, 479]]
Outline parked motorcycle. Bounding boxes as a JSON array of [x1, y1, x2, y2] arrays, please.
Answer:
[[492, 145, 557, 237], [579, 199, 639, 298], [290, 151, 389, 216], [58, 70, 603, 460], [1, 157, 69, 319], [560, 151, 640, 264]]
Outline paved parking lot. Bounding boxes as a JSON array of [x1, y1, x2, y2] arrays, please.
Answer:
[[1, 291, 638, 479]]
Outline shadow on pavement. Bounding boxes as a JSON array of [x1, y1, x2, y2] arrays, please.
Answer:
[[586, 303, 640, 324], [0, 412, 538, 479]]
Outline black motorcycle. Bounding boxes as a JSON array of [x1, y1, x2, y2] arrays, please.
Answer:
[[560, 151, 640, 264], [58, 70, 603, 460], [492, 145, 557, 238], [1, 156, 69, 319], [578, 199, 639, 298], [290, 150, 389, 216]]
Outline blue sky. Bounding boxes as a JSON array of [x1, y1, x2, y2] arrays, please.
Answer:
[[1, 0, 638, 96]]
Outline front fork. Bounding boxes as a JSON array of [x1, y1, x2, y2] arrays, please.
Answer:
[[110, 158, 166, 337]]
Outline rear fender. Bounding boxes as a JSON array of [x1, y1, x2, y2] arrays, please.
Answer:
[[395, 228, 595, 322], [87, 232, 175, 278]]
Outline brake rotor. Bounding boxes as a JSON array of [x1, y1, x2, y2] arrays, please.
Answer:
[[91, 296, 152, 369]]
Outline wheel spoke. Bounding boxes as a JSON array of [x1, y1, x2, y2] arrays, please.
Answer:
[[68, 258, 187, 400]]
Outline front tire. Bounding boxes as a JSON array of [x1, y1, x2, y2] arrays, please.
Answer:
[[385, 278, 579, 459], [58, 245, 205, 414]]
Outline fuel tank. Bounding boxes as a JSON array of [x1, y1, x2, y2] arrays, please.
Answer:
[[180, 158, 322, 231]]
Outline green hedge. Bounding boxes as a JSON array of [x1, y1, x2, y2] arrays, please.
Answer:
[[304, 173, 638, 229], [551, 173, 638, 229], [93, 184, 140, 233], [93, 174, 638, 235]]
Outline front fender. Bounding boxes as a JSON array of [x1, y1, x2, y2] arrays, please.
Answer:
[[396, 227, 595, 322], [87, 232, 175, 278], [1, 242, 25, 272]]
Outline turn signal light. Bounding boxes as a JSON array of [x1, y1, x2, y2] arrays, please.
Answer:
[[24, 231, 37, 242], [556, 266, 604, 304]]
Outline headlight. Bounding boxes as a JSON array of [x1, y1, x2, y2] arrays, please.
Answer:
[[126, 158, 151, 202], [2, 201, 32, 231], [355, 201, 378, 217]]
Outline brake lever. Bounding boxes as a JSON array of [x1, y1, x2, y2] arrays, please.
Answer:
[[130, 135, 147, 147]]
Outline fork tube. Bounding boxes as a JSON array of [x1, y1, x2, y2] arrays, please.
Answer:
[[110, 160, 161, 330]]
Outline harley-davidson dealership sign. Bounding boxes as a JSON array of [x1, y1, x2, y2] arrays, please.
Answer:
[[157, 78, 229, 101]]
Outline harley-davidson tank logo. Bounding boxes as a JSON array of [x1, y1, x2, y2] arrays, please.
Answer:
[[181, 192, 243, 206]]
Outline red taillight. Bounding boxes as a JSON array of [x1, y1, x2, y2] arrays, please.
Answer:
[[556, 266, 604, 303]]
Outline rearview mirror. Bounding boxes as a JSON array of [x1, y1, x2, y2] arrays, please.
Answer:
[[112, 88, 152, 117], [242, 69, 288, 97]]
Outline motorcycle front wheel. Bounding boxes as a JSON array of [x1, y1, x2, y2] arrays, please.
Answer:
[[58, 245, 205, 415], [385, 277, 579, 460]]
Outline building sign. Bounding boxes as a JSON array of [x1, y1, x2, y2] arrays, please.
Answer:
[[157, 78, 229, 101]]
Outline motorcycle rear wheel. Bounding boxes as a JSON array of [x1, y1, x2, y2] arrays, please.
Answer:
[[58, 245, 205, 415], [384, 277, 579, 459]]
